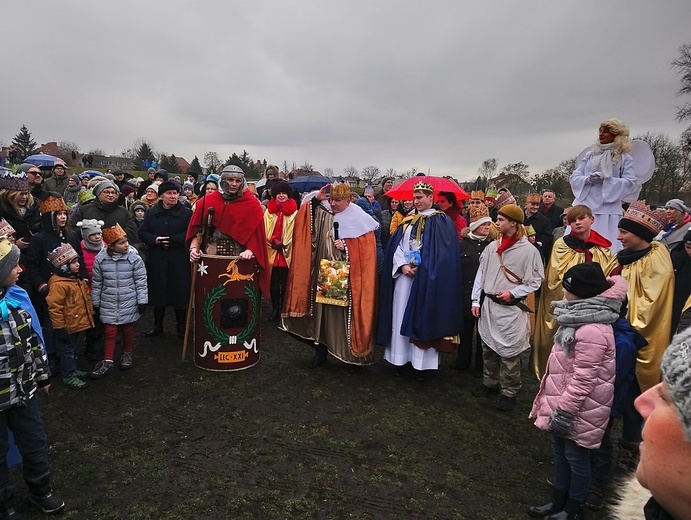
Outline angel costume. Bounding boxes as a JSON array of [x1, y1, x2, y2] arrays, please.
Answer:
[[570, 145, 636, 253], [279, 196, 378, 365]]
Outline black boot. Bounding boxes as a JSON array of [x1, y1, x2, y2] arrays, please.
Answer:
[[174, 308, 187, 339], [528, 489, 568, 518], [309, 344, 327, 368], [145, 307, 165, 337], [267, 275, 281, 321], [544, 498, 584, 520]]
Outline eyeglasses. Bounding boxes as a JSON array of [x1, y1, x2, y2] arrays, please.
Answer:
[[100, 189, 118, 195], [28, 170, 41, 175]]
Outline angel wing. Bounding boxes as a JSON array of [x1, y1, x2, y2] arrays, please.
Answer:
[[623, 139, 655, 203]]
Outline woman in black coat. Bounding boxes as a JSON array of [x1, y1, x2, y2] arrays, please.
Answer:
[[138, 181, 193, 338]]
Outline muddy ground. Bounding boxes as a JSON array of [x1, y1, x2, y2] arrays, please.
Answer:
[[12, 305, 617, 519]]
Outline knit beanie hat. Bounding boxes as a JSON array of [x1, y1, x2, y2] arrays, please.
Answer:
[[665, 198, 688, 214], [146, 181, 161, 195], [0, 238, 20, 283], [87, 176, 107, 190], [182, 181, 194, 192], [662, 326, 691, 440], [364, 185, 375, 197], [497, 203, 524, 224], [618, 201, 667, 243], [93, 180, 120, 198], [77, 219, 104, 241], [130, 200, 148, 217], [562, 262, 610, 299], [121, 184, 135, 197], [270, 180, 293, 198], [78, 189, 96, 205], [154, 169, 169, 181], [47, 243, 79, 275], [158, 180, 180, 195]]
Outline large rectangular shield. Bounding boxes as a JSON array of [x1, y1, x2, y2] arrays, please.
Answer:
[[193, 254, 261, 371]]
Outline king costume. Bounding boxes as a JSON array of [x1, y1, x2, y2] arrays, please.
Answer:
[[532, 231, 612, 378], [280, 190, 379, 366], [376, 205, 463, 371]]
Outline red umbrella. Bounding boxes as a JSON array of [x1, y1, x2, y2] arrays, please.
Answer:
[[385, 176, 470, 202]]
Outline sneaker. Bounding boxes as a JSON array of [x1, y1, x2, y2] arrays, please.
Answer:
[[471, 384, 500, 398], [30, 490, 65, 514], [75, 369, 89, 378], [90, 360, 114, 379], [63, 375, 89, 390], [120, 352, 133, 370], [0, 501, 21, 520], [496, 395, 516, 411]]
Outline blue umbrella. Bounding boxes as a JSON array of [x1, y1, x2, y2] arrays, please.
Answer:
[[289, 175, 331, 192], [23, 153, 66, 168], [80, 170, 103, 178]]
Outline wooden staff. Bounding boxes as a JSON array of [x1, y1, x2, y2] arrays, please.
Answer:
[[182, 206, 214, 361]]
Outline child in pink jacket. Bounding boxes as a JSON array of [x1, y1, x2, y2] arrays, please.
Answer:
[[528, 262, 628, 519]]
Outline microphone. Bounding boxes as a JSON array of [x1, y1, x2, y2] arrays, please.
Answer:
[[333, 222, 339, 240]]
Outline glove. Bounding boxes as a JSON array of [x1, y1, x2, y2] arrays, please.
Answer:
[[588, 172, 603, 184], [548, 408, 574, 438], [139, 305, 146, 315]]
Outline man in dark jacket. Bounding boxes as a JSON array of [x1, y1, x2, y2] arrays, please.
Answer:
[[539, 190, 564, 230], [375, 177, 394, 211], [139, 180, 193, 338], [43, 164, 70, 197], [137, 168, 156, 198], [524, 193, 553, 262]]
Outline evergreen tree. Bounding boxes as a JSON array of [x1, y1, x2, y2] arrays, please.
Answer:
[[12, 125, 38, 159], [189, 155, 202, 174], [225, 150, 261, 179], [134, 142, 155, 171], [168, 154, 180, 174]]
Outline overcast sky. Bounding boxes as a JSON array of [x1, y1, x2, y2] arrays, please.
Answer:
[[4, 1, 691, 180]]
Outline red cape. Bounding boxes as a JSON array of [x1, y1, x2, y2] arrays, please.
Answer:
[[186, 190, 270, 298]]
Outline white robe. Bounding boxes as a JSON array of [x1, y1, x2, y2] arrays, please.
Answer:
[[570, 152, 636, 254], [472, 237, 544, 358], [384, 209, 440, 370]]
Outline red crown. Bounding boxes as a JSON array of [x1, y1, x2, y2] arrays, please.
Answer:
[[623, 200, 667, 234]]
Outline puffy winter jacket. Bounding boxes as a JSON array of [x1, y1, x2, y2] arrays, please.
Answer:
[[91, 247, 147, 325], [530, 277, 628, 449], [46, 274, 94, 334]]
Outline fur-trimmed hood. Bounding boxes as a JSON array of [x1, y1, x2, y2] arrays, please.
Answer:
[[600, 275, 628, 301], [610, 475, 650, 520]]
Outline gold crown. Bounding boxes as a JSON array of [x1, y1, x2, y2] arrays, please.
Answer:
[[331, 183, 351, 200], [623, 200, 667, 234], [470, 190, 485, 200], [469, 203, 490, 223], [102, 223, 127, 245], [413, 180, 433, 193], [525, 193, 541, 203], [39, 196, 68, 214], [47, 243, 79, 268]]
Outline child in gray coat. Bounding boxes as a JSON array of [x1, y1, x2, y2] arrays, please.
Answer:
[[90, 224, 148, 379]]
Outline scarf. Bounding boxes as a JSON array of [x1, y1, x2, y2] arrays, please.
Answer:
[[588, 142, 616, 179], [468, 230, 491, 241], [496, 233, 520, 255], [552, 296, 621, 354], [267, 198, 297, 249], [564, 230, 611, 261]]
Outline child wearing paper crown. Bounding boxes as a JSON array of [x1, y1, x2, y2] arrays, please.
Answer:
[[0, 237, 65, 516], [90, 224, 148, 379], [528, 262, 628, 519], [45, 244, 94, 389]]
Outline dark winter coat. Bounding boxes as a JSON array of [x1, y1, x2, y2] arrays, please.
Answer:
[[539, 203, 564, 230], [138, 201, 193, 307], [25, 212, 86, 297], [671, 246, 691, 334], [74, 198, 139, 244], [524, 210, 553, 262], [0, 198, 41, 263], [458, 227, 495, 317], [44, 175, 70, 197]]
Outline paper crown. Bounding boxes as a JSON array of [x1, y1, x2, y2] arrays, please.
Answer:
[[525, 193, 541, 203], [413, 180, 433, 193], [39, 196, 68, 214], [469, 203, 490, 223], [0, 219, 15, 237], [470, 190, 485, 200], [485, 187, 499, 199], [524, 224, 536, 236], [78, 189, 95, 205], [48, 243, 79, 269], [1, 171, 29, 192], [496, 190, 516, 208], [622, 200, 667, 235], [331, 183, 351, 200], [102, 223, 127, 245]]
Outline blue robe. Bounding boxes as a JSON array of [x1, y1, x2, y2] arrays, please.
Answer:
[[376, 211, 463, 345]]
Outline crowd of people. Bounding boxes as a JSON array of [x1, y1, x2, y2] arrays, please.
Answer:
[[0, 119, 689, 518]]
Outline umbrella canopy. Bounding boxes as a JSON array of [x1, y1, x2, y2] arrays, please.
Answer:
[[289, 175, 331, 192], [79, 170, 103, 178], [255, 178, 267, 188], [385, 176, 470, 202], [23, 154, 66, 168]]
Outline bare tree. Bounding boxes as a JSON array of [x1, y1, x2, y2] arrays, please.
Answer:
[[343, 166, 358, 177], [637, 132, 691, 204], [323, 167, 334, 177], [58, 141, 80, 154], [477, 158, 498, 187], [401, 167, 418, 178], [531, 158, 576, 200], [87, 148, 105, 156], [385, 167, 396, 178], [672, 42, 691, 129], [204, 151, 222, 172], [299, 162, 314, 171], [361, 165, 380, 185]]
